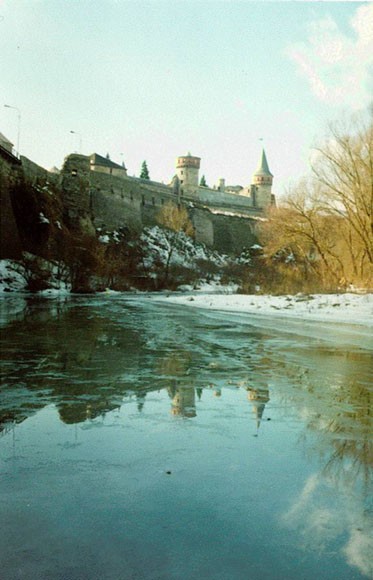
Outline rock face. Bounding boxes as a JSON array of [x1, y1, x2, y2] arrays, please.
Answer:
[[0, 155, 22, 259], [60, 154, 95, 235]]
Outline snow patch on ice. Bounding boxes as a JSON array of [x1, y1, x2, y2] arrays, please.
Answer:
[[150, 292, 373, 327]]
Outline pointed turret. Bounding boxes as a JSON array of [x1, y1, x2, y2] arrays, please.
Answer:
[[254, 149, 273, 178], [251, 148, 274, 209], [253, 148, 273, 184]]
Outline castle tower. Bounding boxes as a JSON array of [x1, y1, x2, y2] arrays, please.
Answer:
[[176, 152, 201, 195], [252, 149, 273, 209]]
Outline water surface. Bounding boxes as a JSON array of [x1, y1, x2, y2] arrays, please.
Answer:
[[0, 295, 372, 579]]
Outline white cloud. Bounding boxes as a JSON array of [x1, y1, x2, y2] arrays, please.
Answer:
[[287, 4, 373, 110]]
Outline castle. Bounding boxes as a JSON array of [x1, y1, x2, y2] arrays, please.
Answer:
[[84, 147, 276, 211], [0, 129, 275, 255], [59, 148, 275, 253]]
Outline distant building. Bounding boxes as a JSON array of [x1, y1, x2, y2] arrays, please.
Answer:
[[90, 153, 127, 178]]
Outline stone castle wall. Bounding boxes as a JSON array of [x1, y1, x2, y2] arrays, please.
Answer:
[[0, 151, 258, 260], [60, 154, 259, 253]]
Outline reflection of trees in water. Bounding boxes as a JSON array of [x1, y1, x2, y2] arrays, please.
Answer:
[[313, 382, 372, 489], [277, 347, 372, 490], [277, 348, 373, 579]]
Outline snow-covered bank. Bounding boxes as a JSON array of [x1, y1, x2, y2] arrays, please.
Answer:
[[150, 292, 373, 327], [1, 258, 371, 327], [0, 259, 70, 294], [0, 260, 26, 293]]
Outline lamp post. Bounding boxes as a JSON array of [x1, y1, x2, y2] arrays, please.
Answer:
[[4, 104, 21, 157], [70, 130, 82, 153]]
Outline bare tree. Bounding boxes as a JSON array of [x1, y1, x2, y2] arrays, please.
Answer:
[[260, 108, 373, 291], [311, 107, 373, 280], [156, 202, 194, 286]]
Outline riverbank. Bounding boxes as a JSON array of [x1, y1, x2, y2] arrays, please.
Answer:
[[1, 259, 372, 327], [150, 291, 373, 327]]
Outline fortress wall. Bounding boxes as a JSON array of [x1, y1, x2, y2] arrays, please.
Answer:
[[190, 206, 257, 253], [91, 189, 143, 232], [21, 156, 58, 185], [209, 213, 256, 254], [190, 209, 215, 247], [89, 172, 179, 231], [197, 186, 254, 210], [60, 155, 260, 253], [89, 172, 259, 252], [60, 155, 94, 232]]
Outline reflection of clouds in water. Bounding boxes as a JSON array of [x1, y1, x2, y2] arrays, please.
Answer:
[[344, 529, 373, 579], [282, 473, 373, 577], [283, 473, 319, 522], [282, 474, 342, 551]]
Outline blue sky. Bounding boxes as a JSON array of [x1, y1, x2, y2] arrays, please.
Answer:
[[1, 1, 372, 196]]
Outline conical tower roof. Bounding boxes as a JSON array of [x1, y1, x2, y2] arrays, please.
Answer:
[[253, 149, 273, 177]]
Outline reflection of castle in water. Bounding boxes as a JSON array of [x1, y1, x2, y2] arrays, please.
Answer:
[[247, 385, 270, 431], [166, 382, 270, 425], [169, 386, 196, 418]]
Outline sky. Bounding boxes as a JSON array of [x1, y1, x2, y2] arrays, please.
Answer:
[[1, 0, 373, 196]]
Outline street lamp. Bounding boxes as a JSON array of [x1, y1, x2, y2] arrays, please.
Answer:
[[4, 104, 21, 157], [70, 130, 82, 153]]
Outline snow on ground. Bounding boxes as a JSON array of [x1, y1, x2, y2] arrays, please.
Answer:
[[0, 259, 71, 294], [141, 226, 227, 269], [150, 292, 373, 327], [177, 280, 238, 293], [0, 260, 27, 293]]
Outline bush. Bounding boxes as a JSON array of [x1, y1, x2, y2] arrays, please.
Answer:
[[9, 254, 52, 292]]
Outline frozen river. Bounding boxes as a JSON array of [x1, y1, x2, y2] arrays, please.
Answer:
[[0, 294, 372, 579]]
